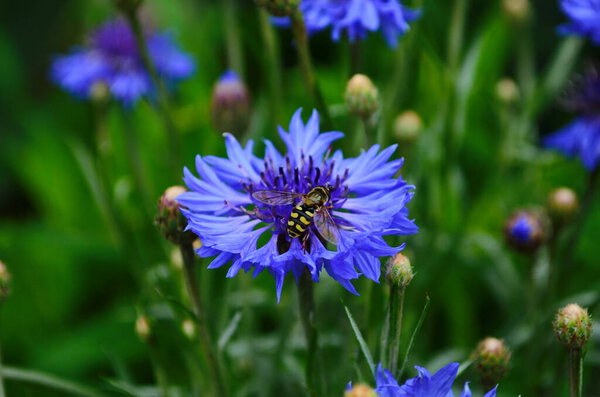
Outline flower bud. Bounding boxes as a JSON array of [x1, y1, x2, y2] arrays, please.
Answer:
[[135, 315, 152, 342], [345, 383, 378, 397], [385, 253, 414, 288], [89, 81, 110, 104], [256, 0, 300, 17], [504, 210, 548, 253], [547, 187, 579, 224], [155, 186, 195, 245], [345, 74, 380, 119], [0, 261, 11, 303], [502, 0, 530, 22], [211, 70, 251, 137], [393, 111, 423, 144], [553, 304, 592, 349], [181, 319, 197, 340], [495, 78, 520, 105], [472, 337, 511, 387]]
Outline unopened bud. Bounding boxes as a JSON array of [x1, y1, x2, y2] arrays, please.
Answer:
[[553, 304, 592, 349], [256, 0, 300, 17], [345, 74, 379, 119], [182, 319, 197, 340], [211, 70, 251, 137], [502, 0, 530, 22], [495, 78, 520, 105], [89, 81, 110, 104], [0, 261, 10, 303], [393, 111, 423, 144], [156, 186, 195, 245], [547, 187, 579, 224], [345, 383, 377, 397], [473, 337, 511, 387], [386, 253, 413, 288], [504, 210, 548, 253], [170, 247, 184, 270], [135, 315, 152, 342]]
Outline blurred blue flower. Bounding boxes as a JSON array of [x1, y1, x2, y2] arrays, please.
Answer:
[[558, 0, 600, 45], [544, 69, 600, 170], [374, 363, 498, 397], [51, 19, 195, 105], [545, 117, 600, 170], [178, 108, 417, 301], [273, 0, 420, 48], [544, 115, 600, 171], [508, 214, 535, 244]]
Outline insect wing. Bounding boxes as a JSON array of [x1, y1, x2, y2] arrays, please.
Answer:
[[252, 190, 302, 206], [314, 208, 341, 245]]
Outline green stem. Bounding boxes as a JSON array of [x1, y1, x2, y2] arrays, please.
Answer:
[[447, 0, 468, 73], [258, 9, 283, 127], [361, 117, 373, 149], [290, 11, 332, 130], [557, 169, 600, 283], [121, 115, 154, 219], [147, 341, 170, 397], [0, 332, 6, 397], [180, 243, 228, 397], [568, 348, 582, 397], [224, 0, 244, 73], [124, 9, 181, 178], [387, 286, 405, 377], [350, 40, 361, 75], [297, 269, 325, 396], [2, 366, 104, 397]]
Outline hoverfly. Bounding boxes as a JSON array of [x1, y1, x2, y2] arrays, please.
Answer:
[[252, 186, 340, 247]]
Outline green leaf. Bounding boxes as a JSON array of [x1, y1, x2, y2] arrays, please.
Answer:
[[399, 295, 431, 377], [218, 311, 242, 352], [343, 304, 375, 377], [2, 366, 106, 397]]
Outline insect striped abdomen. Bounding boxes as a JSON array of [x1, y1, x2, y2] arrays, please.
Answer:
[[287, 204, 316, 239]]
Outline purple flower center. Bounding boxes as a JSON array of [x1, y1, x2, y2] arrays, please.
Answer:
[[239, 153, 351, 241]]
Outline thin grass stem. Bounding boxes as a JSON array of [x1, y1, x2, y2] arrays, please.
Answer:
[[569, 348, 583, 397], [180, 242, 228, 397], [297, 269, 325, 397], [123, 9, 181, 178], [290, 11, 332, 130]]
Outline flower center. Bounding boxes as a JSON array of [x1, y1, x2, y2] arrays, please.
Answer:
[[241, 154, 350, 233]]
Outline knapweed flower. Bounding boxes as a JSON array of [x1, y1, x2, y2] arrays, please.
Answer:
[[558, 0, 600, 45], [374, 363, 498, 397], [544, 117, 600, 170], [273, 0, 421, 48], [504, 210, 547, 253], [178, 108, 417, 301], [544, 70, 600, 170], [51, 19, 195, 105]]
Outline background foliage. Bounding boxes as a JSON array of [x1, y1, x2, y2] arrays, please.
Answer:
[[1, 0, 599, 395]]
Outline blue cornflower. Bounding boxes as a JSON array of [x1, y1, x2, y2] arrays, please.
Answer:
[[544, 71, 600, 170], [544, 117, 600, 170], [178, 108, 417, 301], [51, 19, 195, 105], [374, 363, 498, 397], [558, 0, 600, 45], [273, 0, 421, 48], [509, 215, 534, 244], [504, 210, 546, 253]]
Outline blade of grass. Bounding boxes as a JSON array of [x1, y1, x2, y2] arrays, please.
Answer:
[[343, 304, 375, 376], [218, 311, 242, 352], [2, 366, 106, 397], [398, 295, 431, 377]]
